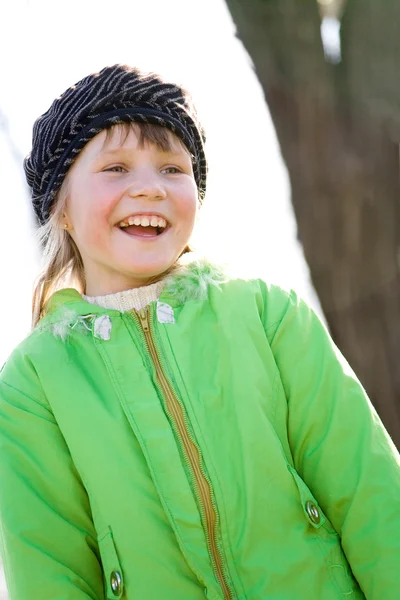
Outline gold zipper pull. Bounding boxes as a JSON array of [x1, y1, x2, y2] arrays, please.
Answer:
[[138, 307, 149, 332]]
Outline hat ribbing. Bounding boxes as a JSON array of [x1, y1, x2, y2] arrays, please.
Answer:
[[24, 64, 207, 225]]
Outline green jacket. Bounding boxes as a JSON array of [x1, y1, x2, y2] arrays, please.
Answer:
[[0, 261, 399, 599]]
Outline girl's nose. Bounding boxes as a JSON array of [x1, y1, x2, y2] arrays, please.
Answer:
[[126, 169, 167, 201]]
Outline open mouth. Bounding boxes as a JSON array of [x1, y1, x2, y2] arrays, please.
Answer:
[[117, 215, 169, 238]]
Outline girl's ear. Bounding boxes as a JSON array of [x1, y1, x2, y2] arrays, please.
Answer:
[[61, 213, 73, 232]]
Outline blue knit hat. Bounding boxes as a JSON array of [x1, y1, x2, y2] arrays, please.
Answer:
[[24, 64, 207, 225]]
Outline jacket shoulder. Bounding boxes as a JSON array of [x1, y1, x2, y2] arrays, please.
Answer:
[[0, 325, 54, 405], [216, 275, 293, 337]]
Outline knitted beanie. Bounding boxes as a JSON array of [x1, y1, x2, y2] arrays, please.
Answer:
[[24, 64, 207, 226]]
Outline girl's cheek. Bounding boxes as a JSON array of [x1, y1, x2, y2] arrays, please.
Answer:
[[89, 228, 108, 248], [90, 184, 120, 216], [181, 195, 198, 220]]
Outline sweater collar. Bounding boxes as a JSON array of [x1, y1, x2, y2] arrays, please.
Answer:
[[82, 280, 164, 312]]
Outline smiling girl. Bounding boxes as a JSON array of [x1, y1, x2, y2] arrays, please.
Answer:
[[61, 124, 197, 298], [0, 64, 399, 600]]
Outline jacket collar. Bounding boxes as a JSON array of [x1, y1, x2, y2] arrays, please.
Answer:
[[43, 258, 228, 319]]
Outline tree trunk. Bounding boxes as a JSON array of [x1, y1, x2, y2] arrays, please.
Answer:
[[225, 0, 400, 446]]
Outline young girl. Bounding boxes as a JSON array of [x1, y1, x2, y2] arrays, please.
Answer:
[[0, 64, 398, 600]]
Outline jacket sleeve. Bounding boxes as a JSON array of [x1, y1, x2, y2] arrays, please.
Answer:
[[262, 283, 400, 599], [0, 350, 105, 599]]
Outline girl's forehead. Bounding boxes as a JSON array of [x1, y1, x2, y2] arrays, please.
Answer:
[[69, 123, 191, 174], [99, 123, 186, 155]]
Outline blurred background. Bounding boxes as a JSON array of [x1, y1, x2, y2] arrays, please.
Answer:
[[1, 0, 400, 595]]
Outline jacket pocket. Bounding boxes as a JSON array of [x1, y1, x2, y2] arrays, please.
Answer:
[[288, 465, 356, 597], [97, 526, 124, 599]]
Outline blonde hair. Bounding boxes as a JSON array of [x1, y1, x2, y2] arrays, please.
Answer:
[[32, 181, 85, 328], [31, 122, 195, 328]]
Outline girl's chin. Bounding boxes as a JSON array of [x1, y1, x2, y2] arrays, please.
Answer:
[[117, 260, 178, 280]]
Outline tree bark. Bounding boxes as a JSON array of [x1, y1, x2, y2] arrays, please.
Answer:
[[225, 0, 400, 446]]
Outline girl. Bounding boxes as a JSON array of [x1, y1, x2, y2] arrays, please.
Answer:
[[0, 64, 398, 600]]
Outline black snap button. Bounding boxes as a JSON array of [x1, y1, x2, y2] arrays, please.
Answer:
[[305, 500, 321, 524], [110, 570, 122, 596]]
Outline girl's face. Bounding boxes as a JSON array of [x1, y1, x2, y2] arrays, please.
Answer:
[[64, 125, 198, 296]]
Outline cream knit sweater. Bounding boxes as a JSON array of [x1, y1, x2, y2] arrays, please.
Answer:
[[82, 280, 164, 312]]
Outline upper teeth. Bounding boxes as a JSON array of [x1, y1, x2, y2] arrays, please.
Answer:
[[119, 215, 168, 228]]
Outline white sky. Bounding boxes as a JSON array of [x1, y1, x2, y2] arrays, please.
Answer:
[[0, 0, 321, 368]]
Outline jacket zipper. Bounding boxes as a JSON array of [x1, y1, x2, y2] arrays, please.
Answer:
[[133, 306, 233, 600]]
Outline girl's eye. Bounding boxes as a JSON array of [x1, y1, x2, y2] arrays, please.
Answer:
[[161, 166, 181, 174], [104, 166, 126, 173]]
